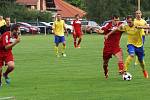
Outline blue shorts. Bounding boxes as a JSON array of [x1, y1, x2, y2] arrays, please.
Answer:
[[127, 44, 144, 61], [54, 35, 65, 44]]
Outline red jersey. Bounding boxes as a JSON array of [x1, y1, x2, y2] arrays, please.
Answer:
[[0, 31, 12, 53], [102, 21, 123, 47], [72, 20, 82, 34]]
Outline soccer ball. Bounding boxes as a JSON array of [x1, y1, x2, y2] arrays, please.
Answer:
[[122, 72, 132, 81]]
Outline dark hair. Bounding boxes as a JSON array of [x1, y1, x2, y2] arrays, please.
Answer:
[[75, 14, 80, 18], [111, 15, 119, 19], [57, 14, 61, 16], [11, 24, 20, 32], [126, 15, 133, 20]]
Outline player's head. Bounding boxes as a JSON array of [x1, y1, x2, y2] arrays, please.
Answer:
[[111, 15, 120, 25], [5, 17, 11, 26], [11, 24, 20, 35], [75, 14, 80, 20], [0, 16, 3, 20], [126, 15, 134, 27], [135, 10, 142, 19], [56, 14, 62, 21]]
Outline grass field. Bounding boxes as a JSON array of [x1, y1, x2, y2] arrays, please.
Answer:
[[0, 34, 150, 100]]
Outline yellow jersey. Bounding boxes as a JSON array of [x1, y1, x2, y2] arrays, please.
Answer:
[[120, 25, 143, 47], [53, 20, 65, 36], [134, 18, 147, 36], [0, 19, 6, 27]]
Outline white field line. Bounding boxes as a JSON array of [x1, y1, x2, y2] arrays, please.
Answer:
[[0, 96, 15, 100]]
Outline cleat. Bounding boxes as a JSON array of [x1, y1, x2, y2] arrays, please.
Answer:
[[105, 74, 108, 79], [143, 70, 149, 78], [62, 53, 66, 57], [119, 70, 125, 75], [56, 54, 60, 58], [3, 73, 11, 84]]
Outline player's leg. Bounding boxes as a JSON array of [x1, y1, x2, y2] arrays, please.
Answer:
[[136, 46, 148, 78], [73, 34, 77, 48], [0, 67, 2, 86], [54, 36, 60, 57], [103, 50, 111, 78], [114, 49, 124, 74], [135, 36, 146, 66], [124, 45, 135, 71], [77, 34, 82, 48], [61, 36, 66, 57], [3, 61, 14, 84], [0, 57, 4, 86]]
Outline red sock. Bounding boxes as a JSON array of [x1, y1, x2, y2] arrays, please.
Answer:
[[74, 38, 77, 47], [77, 38, 82, 46], [118, 62, 124, 71], [4, 67, 14, 77], [103, 64, 108, 76]]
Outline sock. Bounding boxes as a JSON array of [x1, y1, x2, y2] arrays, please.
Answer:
[[118, 61, 124, 71], [62, 45, 66, 54], [77, 38, 82, 46], [103, 64, 108, 76], [139, 60, 145, 71], [4, 67, 14, 77], [124, 55, 133, 71], [135, 56, 139, 65], [54, 46, 59, 55], [74, 38, 77, 47], [0, 69, 2, 83]]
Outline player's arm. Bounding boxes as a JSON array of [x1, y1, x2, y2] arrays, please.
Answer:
[[52, 22, 56, 35], [3, 35, 20, 50], [64, 22, 68, 36], [105, 25, 124, 39], [72, 22, 76, 35], [95, 28, 104, 34]]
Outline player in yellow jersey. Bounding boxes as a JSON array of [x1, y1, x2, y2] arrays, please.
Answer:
[[134, 10, 148, 66], [53, 14, 68, 57], [0, 16, 6, 27], [105, 15, 149, 78]]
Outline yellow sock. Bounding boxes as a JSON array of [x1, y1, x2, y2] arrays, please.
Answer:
[[55, 46, 59, 55], [62, 45, 66, 54], [135, 56, 139, 65], [125, 55, 133, 71]]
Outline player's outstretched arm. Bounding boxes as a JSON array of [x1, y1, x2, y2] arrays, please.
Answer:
[[95, 29, 104, 34], [5, 36, 21, 50]]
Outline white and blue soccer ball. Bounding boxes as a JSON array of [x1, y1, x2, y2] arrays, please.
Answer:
[[122, 72, 132, 81]]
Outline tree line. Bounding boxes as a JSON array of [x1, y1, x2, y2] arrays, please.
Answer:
[[65, 0, 150, 23]]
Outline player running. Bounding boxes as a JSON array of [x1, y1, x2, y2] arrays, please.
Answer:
[[0, 17, 11, 35], [53, 14, 68, 57], [0, 24, 21, 86], [134, 10, 148, 66], [72, 14, 83, 48], [106, 15, 149, 78], [97, 15, 125, 78]]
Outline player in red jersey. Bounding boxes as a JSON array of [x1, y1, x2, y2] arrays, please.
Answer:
[[72, 14, 83, 48], [97, 15, 124, 78], [0, 24, 20, 86]]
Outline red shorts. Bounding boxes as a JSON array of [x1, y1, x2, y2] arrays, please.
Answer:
[[103, 45, 122, 61], [73, 32, 82, 38], [0, 52, 14, 68]]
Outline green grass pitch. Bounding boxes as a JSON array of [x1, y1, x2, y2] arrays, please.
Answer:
[[0, 34, 150, 100]]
